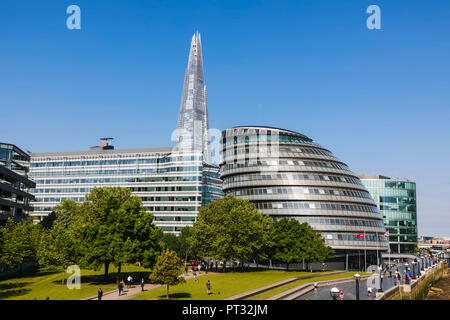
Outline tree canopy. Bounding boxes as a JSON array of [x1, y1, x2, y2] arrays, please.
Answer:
[[150, 249, 186, 299], [190, 194, 272, 268]]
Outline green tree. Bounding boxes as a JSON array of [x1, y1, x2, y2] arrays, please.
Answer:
[[150, 249, 186, 299], [37, 223, 77, 283], [76, 187, 161, 278], [0, 218, 42, 275], [160, 233, 180, 253], [53, 200, 80, 229], [190, 195, 272, 270], [178, 226, 198, 266], [269, 218, 334, 271]]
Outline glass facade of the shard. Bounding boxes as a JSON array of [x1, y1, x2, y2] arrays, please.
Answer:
[[174, 32, 211, 164]]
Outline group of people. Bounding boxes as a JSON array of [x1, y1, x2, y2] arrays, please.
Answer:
[[97, 275, 146, 300]]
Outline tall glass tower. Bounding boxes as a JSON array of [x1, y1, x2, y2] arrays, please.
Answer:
[[359, 175, 418, 254], [174, 32, 211, 164]]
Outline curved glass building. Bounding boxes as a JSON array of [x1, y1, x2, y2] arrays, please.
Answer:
[[220, 126, 389, 269]]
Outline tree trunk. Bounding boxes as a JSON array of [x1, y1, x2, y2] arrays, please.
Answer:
[[286, 262, 289, 271], [185, 251, 188, 268], [61, 269, 65, 285], [104, 261, 110, 279], [166, 284, 169, 299], [117, 263, 122, 284]]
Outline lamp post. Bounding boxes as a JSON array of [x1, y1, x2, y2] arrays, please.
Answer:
[[404, 263, 410, 284], [377, 267, 383, 292], [330, 287, 340, 300], [354, 273, 361, 300], [411, 262, 416, 280]]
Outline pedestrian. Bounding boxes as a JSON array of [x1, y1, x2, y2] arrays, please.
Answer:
[[141, 277, 145, 292], [98, 288, 103, 300], [205, 264, 208, 274], [118, 281, 123, 296], [193, 270, 197, 282], [367, 286, 372, 297], [198, 263, 202, 274], [339, 289, 344, 300], [206, 280, 211, 295], [185, 266, 188, 276], [210, 262, 214, 272], [313, 282, 318, 292], [127, 275, 133, 288]]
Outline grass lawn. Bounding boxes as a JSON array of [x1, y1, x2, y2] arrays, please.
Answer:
[[132, 270, 331, 300], [247, 271, 371, 300], [0, 264, 151, 300]]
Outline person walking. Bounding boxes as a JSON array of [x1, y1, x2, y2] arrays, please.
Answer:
[[313, 282, 318, 293], [98, 288, 103, 300], [185, 266, 188, 276], [127, 275, 133, 288], [118, 281, 123, 296], [140, 277, 145, 292], [367, 286, 372, 297], [339, 289, 344, 300], [206, 280, 211, 295], [193, 270, 198, 282]]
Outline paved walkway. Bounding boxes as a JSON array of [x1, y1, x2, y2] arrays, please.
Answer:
[[296, 275, 397, 300], [85, 271, 213, 300]]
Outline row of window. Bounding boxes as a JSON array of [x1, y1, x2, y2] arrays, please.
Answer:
[[223, 146, 332, 158], [222, 159, 348, 171], [232, 187, 372, 200], [30, 166, 202, 177], [30, 156, 202, 167], [222, 133, 318, 147], [285, 216, 385, 228], [154, 216, 196, 222], [31, 186, 202, 194], [33, 205, 199, 212], [379, 196, 416, 205], [254, 201, 379, 213], [34, 176, 201, 185], [379, 204, 416, 213], [225, 172, 363, 186]]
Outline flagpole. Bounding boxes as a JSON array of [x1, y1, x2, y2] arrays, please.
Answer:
[[364, 230, 366, 272], [376, 232, 379, 266]]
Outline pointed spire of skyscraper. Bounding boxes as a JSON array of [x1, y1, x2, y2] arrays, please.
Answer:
[[174, 32, 211, 163]]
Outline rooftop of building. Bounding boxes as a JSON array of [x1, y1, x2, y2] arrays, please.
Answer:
[[358, 174, 414, 182], [30, 146, 173, 158], [0, 142, 30, 159], [230, 126, 313, 141]]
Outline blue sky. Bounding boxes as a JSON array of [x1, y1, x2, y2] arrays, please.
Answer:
[[1, 1, 449, 236]]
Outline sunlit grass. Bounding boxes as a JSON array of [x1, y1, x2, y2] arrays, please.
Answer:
[[132, 270, 330, 300], [0, 264, 150, 300]]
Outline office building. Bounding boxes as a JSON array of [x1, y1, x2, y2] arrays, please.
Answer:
[[360, 175, 418, 255], [0, 142, 35, 223]]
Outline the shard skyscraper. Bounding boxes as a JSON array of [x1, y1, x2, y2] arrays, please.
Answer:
[[174, 32, 212, 164]]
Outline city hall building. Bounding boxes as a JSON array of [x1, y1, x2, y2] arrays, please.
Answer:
[[29, 32, 222, 233], [220, 126, 389, 270]]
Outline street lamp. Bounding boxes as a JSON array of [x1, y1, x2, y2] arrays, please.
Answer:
[[330, 287, 340, 300], [354, 273, 361, 300], [377, 267, 383, 292]]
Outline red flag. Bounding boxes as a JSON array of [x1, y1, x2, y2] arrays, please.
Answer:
[[383, 231, 389, 236], [355, 232, 365, 239]]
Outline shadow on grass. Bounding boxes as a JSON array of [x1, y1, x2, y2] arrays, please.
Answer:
[[156, 292, 192, 299], [0, 287, 32, 299]]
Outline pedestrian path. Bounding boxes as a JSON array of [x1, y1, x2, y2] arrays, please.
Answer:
[[83, 271, 213, 300]]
